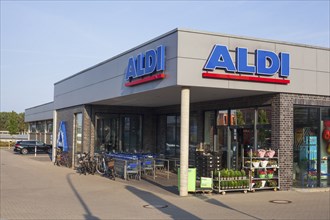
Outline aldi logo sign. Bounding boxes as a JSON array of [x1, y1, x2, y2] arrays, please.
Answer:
[[203, 45, 290, 84], [125, 45, 166, 87]]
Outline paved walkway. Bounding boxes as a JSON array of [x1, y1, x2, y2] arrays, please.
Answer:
[[1, 149, 329, 220]]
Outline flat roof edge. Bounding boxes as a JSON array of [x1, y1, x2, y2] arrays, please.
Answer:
[[54, 28, 179, 85], [25, 101, 54, 111], [176, 28, 330, 50]]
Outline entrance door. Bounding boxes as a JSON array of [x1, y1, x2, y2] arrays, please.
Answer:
[[227, 127, 254, 170], [96, 114, 120, 153]]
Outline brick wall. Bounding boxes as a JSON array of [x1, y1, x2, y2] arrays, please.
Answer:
[[272, 93, 330, 190], [56, 106, 85, 150]]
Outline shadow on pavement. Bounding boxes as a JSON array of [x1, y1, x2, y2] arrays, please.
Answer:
[[195, 194, 262, 220], [67, 173, 101, 220], [126, 185, 202, 220], [141, 175, 178, 195]]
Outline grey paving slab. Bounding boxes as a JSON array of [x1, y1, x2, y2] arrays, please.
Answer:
[[1, 149, 329, 220]]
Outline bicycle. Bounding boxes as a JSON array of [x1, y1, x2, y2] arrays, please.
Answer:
[[54, 148, 70, 167], [77, 152, 95, 175], [95, 152, 115, 180]]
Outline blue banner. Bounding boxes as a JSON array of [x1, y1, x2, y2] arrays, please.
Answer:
[[57, 121, 68, 152]]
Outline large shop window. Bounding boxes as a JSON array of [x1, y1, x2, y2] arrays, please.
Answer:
[[46, 121, 53, 133], [122, 115, 142, 153], [293, 106, 330, 188], [36, 122, 45, 133], [165, 114, 198, 158], [74, 113, 83, 154], [30, 123, 36, 133], [95, 114, 142, 153], [204, 106, 271, 170], [166, 115, 180, 157]]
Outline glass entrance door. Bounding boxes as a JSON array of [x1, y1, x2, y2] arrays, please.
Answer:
[[227, 127, 254, 170], [293, 107, 320, 188], [96, 114, 120, 153]]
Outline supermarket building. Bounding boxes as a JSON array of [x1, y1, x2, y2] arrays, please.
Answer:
[[25, 29, 330, 195]]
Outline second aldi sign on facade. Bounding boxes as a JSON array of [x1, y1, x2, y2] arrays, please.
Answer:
[[203, 45, 290, 84]]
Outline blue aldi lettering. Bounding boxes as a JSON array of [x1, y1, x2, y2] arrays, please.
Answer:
[[204, 44, 290, 77], [126, 45, 165, 80]]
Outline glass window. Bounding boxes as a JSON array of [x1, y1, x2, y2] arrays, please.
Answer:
[[189, 114, 198, 148], [74, 113, 83, 154], [47, 121, 53, 133], [166, 115, 180, 157], [257, 107, 272, 149], [293, 107, 320, 188], [321, 107, 330, 187], [30, 123, 36, 132], [122, 115, 142, 153], [95, 114, 142, 153], [36, 122, 44, 133], [204, 111, 215, 151], [217, 110, 229, 126], [232, 108, 254, 126]]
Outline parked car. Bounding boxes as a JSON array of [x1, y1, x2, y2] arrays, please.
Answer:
[[13, 140, 52, 155]]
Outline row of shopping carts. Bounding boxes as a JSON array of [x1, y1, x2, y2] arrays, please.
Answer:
[[107, 153, 169, 180]]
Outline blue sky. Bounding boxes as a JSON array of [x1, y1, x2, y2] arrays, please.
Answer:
[[1, 1, 329, 113]]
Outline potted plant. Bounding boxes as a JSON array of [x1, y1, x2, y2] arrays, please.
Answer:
[[241, 170, 246, 179], [267, 169, 274, 178], [252, 159, 260, 168], [228, 181, 233, 189], [268, 180, 277, 187], [245, 180, 250, 188], [255, 181, 262, 188], [220, 181, 224, 190], [266, 149, 276, 158], [219, 169, 225, 180], [260, 159, 268, 168], [223, 169, 229, 180], [223, 181, 228, 189], [229, 169, 235, 180], [235, 170, 241, 179], [247, 150, 253, 158], [258, 149, 266, 158], [268, 160, 277, 167], [258, 170, 266, 178], [252, 151, 259, 157]]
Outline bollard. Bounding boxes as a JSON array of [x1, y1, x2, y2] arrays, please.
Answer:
[[35, 146, 37, 157]]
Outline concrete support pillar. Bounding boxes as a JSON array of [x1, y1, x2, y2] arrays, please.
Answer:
[[44, 121, 47, 143], [52, 110, 57, 163], [179, 87, 190, 196]]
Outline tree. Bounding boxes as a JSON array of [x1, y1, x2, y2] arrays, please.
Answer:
[[0, 111, 26, 134], [17, 113, 26, 133], [0, 112, 10, 130], [8, 111, 19, 135]]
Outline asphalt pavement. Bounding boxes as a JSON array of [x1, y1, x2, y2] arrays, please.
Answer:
[[1, 149, 329, 220]]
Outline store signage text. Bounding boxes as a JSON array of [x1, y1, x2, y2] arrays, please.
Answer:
[[203, 45, 290, 84], [125, 45, 166, 87]]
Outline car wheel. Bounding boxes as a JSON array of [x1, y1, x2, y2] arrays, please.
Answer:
[[21, 148, 28, 155]]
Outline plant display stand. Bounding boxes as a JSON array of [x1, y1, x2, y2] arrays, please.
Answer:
[[243, 149, 280, 192], [213, 170, 249, 195]]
